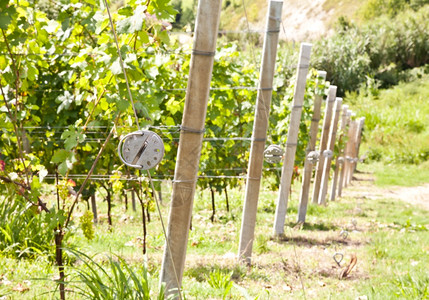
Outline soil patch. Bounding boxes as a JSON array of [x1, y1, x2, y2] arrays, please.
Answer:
[[342, 173, 429, 211]]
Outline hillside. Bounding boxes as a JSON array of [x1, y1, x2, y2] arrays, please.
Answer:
[[220, 0, 363, 41], [173, 0, 366, 41]]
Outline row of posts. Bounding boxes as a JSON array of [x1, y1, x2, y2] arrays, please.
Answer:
[[159, 0, 365, 297]]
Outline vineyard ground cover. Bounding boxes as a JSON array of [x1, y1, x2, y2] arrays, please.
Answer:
[[1, 0, 429, 299], [1, 163, 428, 299], [346, 71, 429, 165]]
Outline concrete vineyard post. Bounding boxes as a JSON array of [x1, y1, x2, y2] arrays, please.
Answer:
[[131, 189, 136, 212], [338, 110, 352, 197], [311, 86, 337, 204], [352, 117, 365, 176], [346, 122, 357, 185], [238, 0, 283, 264], [318, 98, 342, 205], [297, 71, 327, 223], [90, 194, 97, 224], [344, 119, 358, 188], [272, 43, 313, 236], [160, 0, 222, 295], [329, 105, 349, 201]]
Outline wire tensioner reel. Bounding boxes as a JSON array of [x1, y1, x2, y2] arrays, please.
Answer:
[[323, 149, 334, 158], [307, 151, 320, 163], [264, 145, 284, 164], [118, 130, 164, 170]]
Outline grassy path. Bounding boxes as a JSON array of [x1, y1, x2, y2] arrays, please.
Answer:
[[1, 164, 428, 299]]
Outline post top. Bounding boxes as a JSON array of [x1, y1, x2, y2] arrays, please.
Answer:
[[328, 85, 337, 93], [317, 70, 327, 79], [336, 97, 343, 101], [301, 42, 313, 48]]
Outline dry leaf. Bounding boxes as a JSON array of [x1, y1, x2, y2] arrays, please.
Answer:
[[0, 278, 11, 286], [282, 285, 292, 292], [12, 283, 29, 292], [124, 240, 135, 247], [340, 254, 358, 279]]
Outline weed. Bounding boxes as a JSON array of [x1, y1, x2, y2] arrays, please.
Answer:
[[392, 273, 429, 299], [66, 249, 170, 300], [206, 269, 233, 299], [254, 234, 269, 255]]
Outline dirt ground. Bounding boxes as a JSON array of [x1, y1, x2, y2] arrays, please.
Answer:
[[341, 172, 429, 211]]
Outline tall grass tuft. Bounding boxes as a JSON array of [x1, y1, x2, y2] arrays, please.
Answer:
[[66, 249, 170, 300], [392, 273, 429, 299], [0, 193, 55, 258], [206, 269, 233, 300]]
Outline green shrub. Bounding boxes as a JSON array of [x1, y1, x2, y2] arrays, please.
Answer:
[[359, 0, 429, 20], [0, 193, 55, 258], [346, 73, 429, 164], [312, 5, 429, 95]]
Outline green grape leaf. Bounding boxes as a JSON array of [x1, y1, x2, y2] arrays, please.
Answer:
[[116, 5, 146, 34], [110, 58, 122, 75], [52, 149, 71, 164], [61, 128, 86, 151]]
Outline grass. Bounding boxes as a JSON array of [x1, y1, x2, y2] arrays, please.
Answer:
[[346, 73, 429, 165], [362, 161, 429, 187], [0, 163, 428, 299]]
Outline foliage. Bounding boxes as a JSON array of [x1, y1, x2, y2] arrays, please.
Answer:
[[0, 192, 55, 258], [346, 72, 429, 164], [67, 249, 169, 300], [359, 0, 429, 20], [206, 269, 234, 299], [312, 5, 429, 95], [0, 0, 178, 298], [171, 0, 196, 29]]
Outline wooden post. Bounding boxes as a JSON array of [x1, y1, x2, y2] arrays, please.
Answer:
[[318, 97, 342, 205], [345, 121, 358, 185], [160, 0, 222, 294], [350, 117, 365, 179], [238, 0, 283, 264], [343, 118, 357, 188], [272, 43, 312, 236], [329, 105, 349, 201], [90, 194, 98, 224], [296, 71, 327, 223], [337, 110, 352, 197], [131, 189, 136, 212], [311, 86, 337, 204]]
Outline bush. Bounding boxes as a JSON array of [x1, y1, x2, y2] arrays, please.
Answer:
[[0, 193, 55, 258], [312, 5, 429, 96]]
